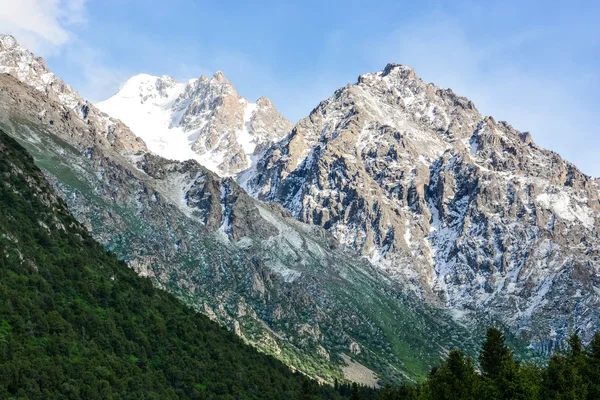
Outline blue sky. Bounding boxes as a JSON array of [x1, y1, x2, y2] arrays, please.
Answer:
[[1, 0, 599, 175]]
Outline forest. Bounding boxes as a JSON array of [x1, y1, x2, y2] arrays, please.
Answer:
[[1, 128, 599, 399]]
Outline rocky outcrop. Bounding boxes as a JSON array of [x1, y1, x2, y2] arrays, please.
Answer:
[[243, 63, 600, 350], [0, 34, 146, 154]]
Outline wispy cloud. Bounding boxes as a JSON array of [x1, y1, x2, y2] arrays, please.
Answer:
[[0, 0, 87, 56], [0, 0, 132, 103], [61, 42, 136, 102]]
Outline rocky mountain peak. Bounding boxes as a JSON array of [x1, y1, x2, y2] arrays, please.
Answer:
[[357, 63, 416, 86], [381, 62, 415, 77], [256, 95, 273, 107], [97, 68, 292, 176], [0, 33, 146, 153], [212, 70, 230, 84], [242, 62, 600, 350], [0, 34, 18, 50]]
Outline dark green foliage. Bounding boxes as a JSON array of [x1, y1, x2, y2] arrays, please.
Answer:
[[0, 130, 353, 399], [424, 350, 480, 400], [479, 328, 512, 380], [569, 334, 583, 359], [589, 332, 600, 360], [360, 328, 600, 400], [542, 354, 585, 400]]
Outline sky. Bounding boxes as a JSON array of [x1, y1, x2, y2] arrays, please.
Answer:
[[1, 0, 599, 175]]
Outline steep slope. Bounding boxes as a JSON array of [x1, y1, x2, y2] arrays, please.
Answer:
[[242, 63, 600, 351], [0, 128, 351, 399], [96, 71, 292, 176], [0, 34, 145, 154], [0, 53, 489, 383]]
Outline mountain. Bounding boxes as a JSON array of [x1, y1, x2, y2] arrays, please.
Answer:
[[242, 63, 600, 352], [0, 128, 356, 399], [0, 34, 489, 384], [96, 72, 292, 176], [0, 34, 145, 154]]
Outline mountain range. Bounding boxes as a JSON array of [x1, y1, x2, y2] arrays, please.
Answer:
[[1, 32, 599, 384]]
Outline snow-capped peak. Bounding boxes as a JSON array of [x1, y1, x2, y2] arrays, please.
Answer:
[[0, 34, 18, 50], [115, 74, 184, 105], [0, 33, 146, 153], [96, 71, 292, 176]]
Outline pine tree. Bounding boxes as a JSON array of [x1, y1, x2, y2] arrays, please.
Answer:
[[569, 334, 583, 359], [427, 349, 477, 400], [589, 332, 600, 360], [542, 354, 586, 400], [586, 333, 600, 400], [350, 382, 361, 400], [479, 328, 512, 380]]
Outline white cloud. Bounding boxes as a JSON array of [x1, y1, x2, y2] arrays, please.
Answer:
[[0, 0, 127, 103], [0, 0, 87, 55]]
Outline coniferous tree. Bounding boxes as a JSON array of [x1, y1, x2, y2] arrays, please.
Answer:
[[542, 354, 586, 400], [350, 382, 361, 400], [496, 359, 541, 400], [589, 332, 600, 360], [427, 349, 478, 400], [569, 334, 584, 358], [584, 333, 600, 400], [479, 328, 512, 380]]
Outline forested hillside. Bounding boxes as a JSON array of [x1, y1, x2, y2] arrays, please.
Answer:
[[0, 129, 353, 399]]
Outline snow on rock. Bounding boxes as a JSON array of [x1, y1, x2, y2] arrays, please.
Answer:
[[243, 62, 600, 350], [97, 71, 292, 176]]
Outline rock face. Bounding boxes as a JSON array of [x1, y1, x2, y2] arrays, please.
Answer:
[[0, 34, 146, 154], [0, 39, 485, 384], [96, 71, 292, 176], [242, 63, 600, 351]]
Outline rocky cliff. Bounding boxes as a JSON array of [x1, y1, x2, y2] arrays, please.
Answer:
[[242, 63, 600, 351]]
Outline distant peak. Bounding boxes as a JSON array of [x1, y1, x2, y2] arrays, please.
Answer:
[[112, 73, 180, 102], [256, 96, 273, 106], [212, 71, 230, 84], [119, 73, 178, 88], [357, 63, 418, 86], [0, 34, 20, 51], [380, 63, 416, 79]]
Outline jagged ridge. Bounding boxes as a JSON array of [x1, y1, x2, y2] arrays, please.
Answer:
[[96, 70, 292, 176], [242, 62, 600, 352]]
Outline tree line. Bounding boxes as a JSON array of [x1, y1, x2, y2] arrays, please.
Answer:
[[329, 328, 600, 400]]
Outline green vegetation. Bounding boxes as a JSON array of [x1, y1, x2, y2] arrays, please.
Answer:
[[371, 328, 600, 400], [0, 130, 371, 399]]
